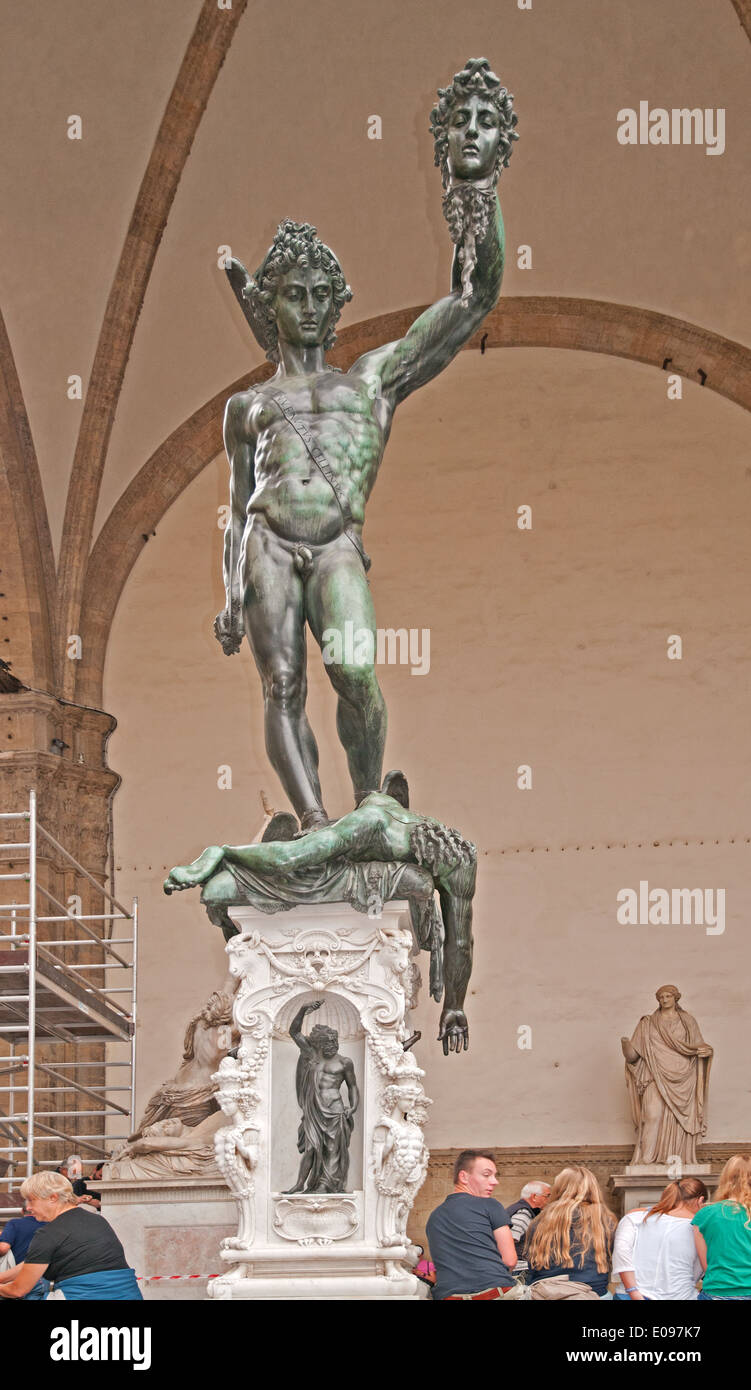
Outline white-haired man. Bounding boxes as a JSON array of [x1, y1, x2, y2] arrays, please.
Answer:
[[506, 1181, 552, 1275]]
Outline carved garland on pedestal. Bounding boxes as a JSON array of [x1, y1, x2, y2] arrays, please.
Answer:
[[212, 1016, 267, 1250]]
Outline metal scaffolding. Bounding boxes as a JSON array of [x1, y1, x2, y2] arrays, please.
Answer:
[[0, 790, 137, 1216]]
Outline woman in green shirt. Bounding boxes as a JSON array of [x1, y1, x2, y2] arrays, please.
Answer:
[[693, 1155, 751, 1299]]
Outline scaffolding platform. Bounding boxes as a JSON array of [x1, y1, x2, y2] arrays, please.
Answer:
[[0, 947, 134, 1043], [0, 790, 138, 1214]]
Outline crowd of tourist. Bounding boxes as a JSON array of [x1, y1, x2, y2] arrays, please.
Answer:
[[3, 1147, 751, 1301], [424, 1149, 751, 1301]]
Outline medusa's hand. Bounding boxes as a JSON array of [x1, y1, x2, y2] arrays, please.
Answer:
[[438, 1008, 469, 1056]]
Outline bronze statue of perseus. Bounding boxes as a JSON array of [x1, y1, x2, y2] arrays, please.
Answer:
[[214, 59, 518, 834]]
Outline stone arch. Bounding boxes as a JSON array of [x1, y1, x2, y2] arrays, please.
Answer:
[[75, 295, 751, 707], [0, 307, 56, 690], [56, 0, 248, 698], [731, 0, 751, 43]]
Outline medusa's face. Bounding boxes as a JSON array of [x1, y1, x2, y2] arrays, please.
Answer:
[[446, 93, 501, 181], [274, 266, 334, 349]]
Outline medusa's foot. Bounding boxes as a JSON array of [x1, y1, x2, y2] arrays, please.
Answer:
[[164, 845, 225, 894], [164, 867, 194, 894]]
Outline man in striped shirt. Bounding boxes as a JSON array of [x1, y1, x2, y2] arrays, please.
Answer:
[[506, 1181, 551, 1276]]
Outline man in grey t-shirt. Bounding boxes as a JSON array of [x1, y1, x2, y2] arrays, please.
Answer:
[[426, 1150, 518, 1300]]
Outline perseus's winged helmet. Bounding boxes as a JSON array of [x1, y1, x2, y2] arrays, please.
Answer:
[[225, 254, 274, 353], [224, 219, 352, 363]]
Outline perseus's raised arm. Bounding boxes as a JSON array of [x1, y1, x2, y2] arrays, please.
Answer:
[[351, 58, 516, 408], [350, 195, 504, 407]]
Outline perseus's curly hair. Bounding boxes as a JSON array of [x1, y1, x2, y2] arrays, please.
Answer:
[[429, 57, 519, 189], [409, 821, 476, 875], [243, 220, 352, 362]]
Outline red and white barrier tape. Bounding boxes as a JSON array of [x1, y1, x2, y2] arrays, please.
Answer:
[[137, 1273, 219, 1283]]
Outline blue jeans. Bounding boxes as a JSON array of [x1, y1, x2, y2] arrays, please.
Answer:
[[698, 1291, 751, 1300], [24, 1277, 50, 1301]]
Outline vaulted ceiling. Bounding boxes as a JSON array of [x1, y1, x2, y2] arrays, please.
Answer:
[[1, 0, 749, 697]]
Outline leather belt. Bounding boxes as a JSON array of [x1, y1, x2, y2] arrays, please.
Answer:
[[444, 1285, 512, 1301]]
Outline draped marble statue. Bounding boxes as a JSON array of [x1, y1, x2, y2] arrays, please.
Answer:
[[621, 985, 713, 1166], [105, 984, 237, 1181]]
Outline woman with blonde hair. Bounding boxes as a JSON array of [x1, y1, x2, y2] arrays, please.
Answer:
[[0, 1171, 141, 1301], [525, 1165, 616, 1299], [613, 1177, 707, 1300], [693, 1154, 751, 1299]]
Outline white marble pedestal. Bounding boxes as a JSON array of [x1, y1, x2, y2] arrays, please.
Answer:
[[99, 1177, 236, 1300], [611, 1164, 718, 1214], [208, 900, 431, 1300]]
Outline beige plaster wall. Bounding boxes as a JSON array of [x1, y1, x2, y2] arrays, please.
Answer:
[[103, 348, 751, 1148]]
